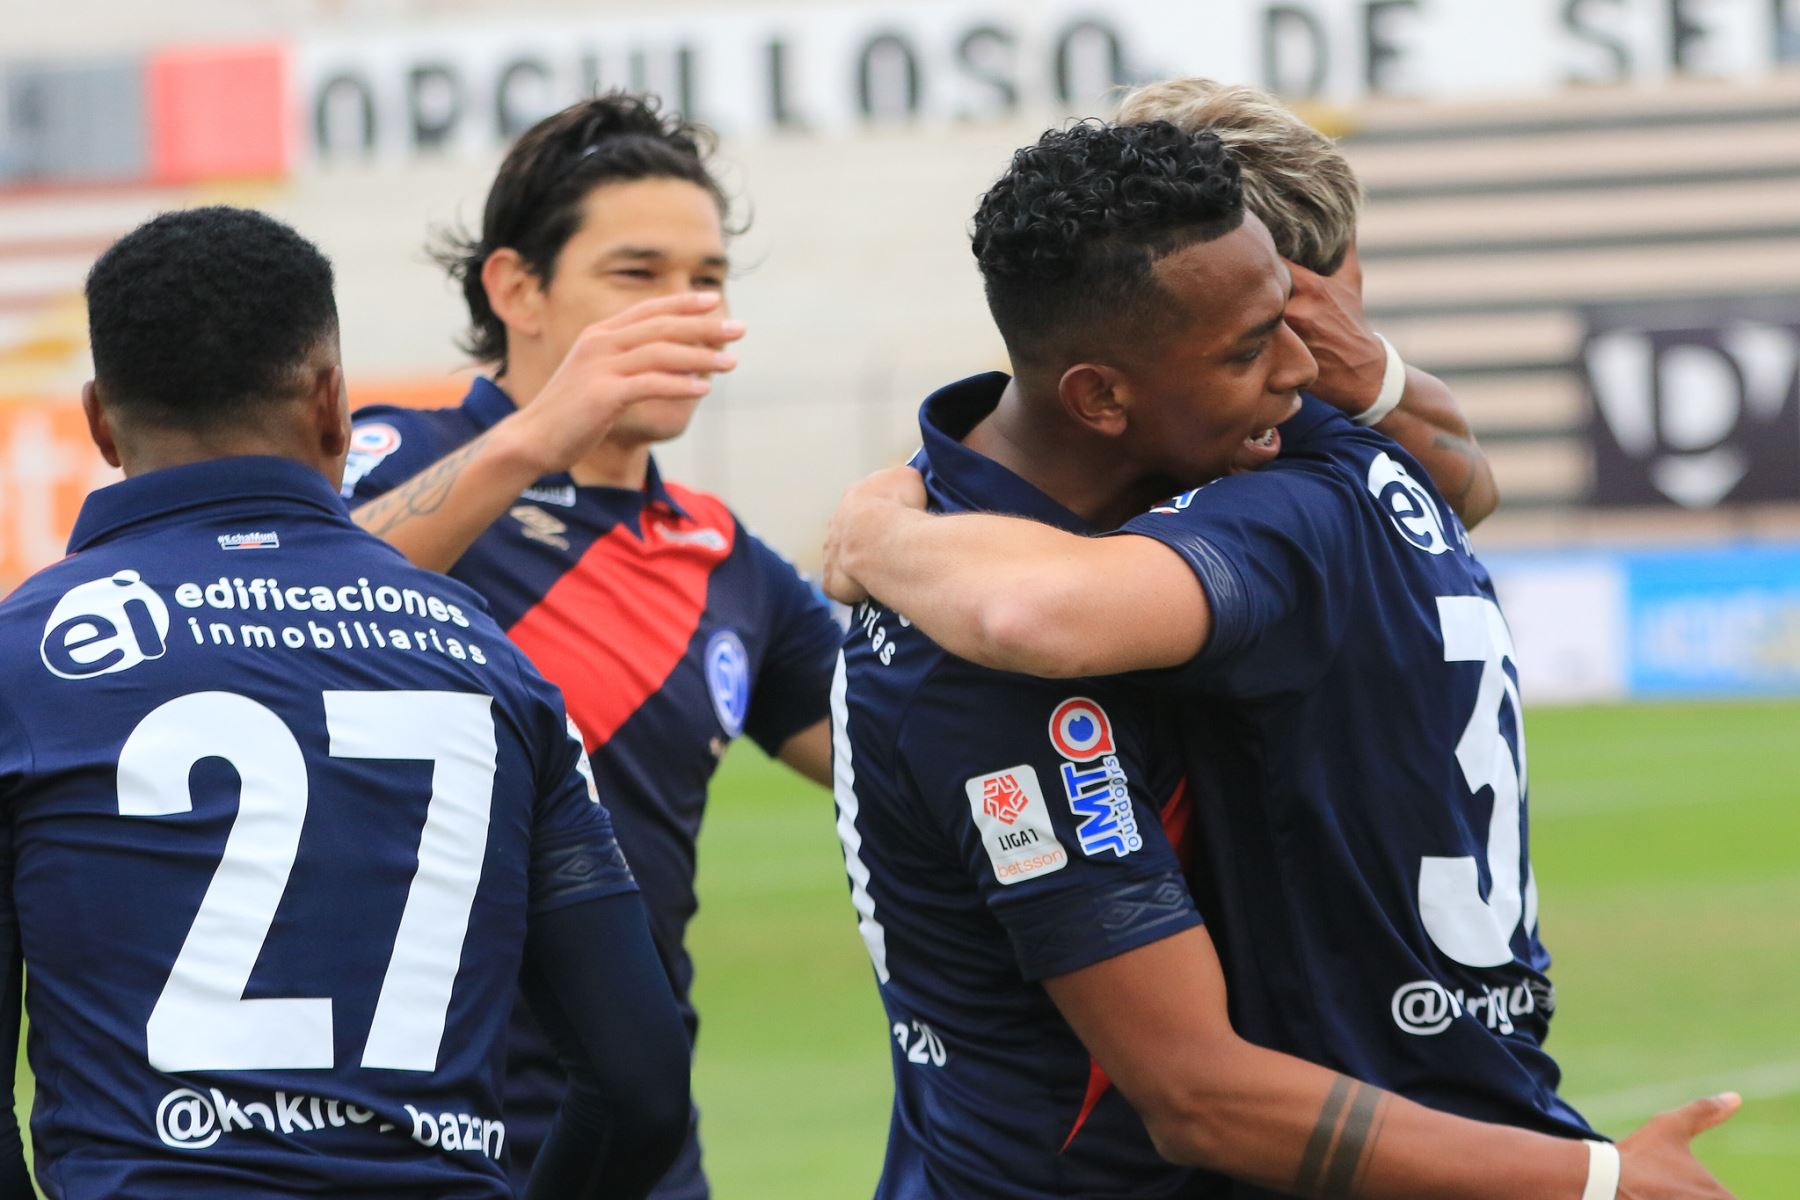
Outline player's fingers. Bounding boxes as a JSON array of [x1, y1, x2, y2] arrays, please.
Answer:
[[593, 290, 722, 330], [612, 341, 738, 378], [590, 313, 746, 354], [613, 371, 714, 402], [1670, 1093, 1742, 1138]]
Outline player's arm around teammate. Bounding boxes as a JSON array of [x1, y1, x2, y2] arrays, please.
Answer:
[[350, 289, 743, 572], [1044, 920, 1737, 1199]]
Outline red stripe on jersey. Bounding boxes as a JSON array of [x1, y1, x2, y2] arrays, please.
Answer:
[[505, 486, 736, 750], [1059, 778, 1195, 1154]]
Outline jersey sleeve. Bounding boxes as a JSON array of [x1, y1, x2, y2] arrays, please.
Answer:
[[741, 532, 841, 756], [895, 673, 1198, 982], [339, 407, 466, 504], [1118, 468, 1361, 696], [522, 674, 640, 917], [0, 693, 31, 813]]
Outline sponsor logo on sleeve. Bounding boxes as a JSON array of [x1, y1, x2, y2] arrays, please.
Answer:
[[704, 629, 750, 739], [1367, 452, 1453, 556], [1148, 485, 1207, 515], [339, 422, 403, 496], [1049, 697, 1142, 858], [40, 569, 171, 679], [965, 764, 1067, 885]]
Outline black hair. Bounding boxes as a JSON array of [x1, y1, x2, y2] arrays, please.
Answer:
[[971, 120, 1245, 368], [84, 206, 338, 431], [433, 91, 731, 368]]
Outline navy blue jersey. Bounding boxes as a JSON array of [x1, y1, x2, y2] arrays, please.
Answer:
[[346, 378, 840, 1197], [1121, 396, 1593, 1170], [833, 375, 1218, 1200], [0, 456, 637, 1200]]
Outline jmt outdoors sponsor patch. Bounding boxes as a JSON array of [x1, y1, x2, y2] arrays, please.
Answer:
[[964, 764, 1067, 886], [1048, 697, 1142, 858]]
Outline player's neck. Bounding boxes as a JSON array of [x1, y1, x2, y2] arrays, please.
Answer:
[[965, 382, 1164, 531], [568, 438, 652, 490]]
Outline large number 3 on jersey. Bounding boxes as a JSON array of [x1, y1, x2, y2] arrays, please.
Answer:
[[116, 690, 497, 1073], [1420, 597, 1539, 969]]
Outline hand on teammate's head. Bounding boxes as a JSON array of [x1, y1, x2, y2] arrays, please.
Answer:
[[821, 466, 927, 605], [1280, 244, 1388, 417]]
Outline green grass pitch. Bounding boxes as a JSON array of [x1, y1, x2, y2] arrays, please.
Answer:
[[14, 700, 1798, 1194]]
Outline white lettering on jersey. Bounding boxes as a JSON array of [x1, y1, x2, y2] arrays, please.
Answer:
[[965, 764, 1067, 885], [1367, 452, 1451, 555]]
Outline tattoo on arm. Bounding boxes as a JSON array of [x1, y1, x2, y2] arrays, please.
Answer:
[[1429, 431, 1482, 507], [351, 435, 489, 538], [1295, 1075, 1391, 1199]]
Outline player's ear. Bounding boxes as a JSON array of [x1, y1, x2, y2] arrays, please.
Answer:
[[81, 380, 123, 469], [1058, 363, 1130, 438], [481, 247, 544, 340], [309, 362, 350, 460]]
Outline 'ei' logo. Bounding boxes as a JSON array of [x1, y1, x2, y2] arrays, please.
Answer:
[[39, 569, 171, 679], [1367, 453, 1451, 556]]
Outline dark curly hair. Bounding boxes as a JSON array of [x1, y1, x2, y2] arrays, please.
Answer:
[[85, 206, 338, 430], [972, 120, 1244, 368], [432, 91, 731, 368]]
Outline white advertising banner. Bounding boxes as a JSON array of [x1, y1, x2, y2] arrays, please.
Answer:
[[293, 0, 1800, 163]]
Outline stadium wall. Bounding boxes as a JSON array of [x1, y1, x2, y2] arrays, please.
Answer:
[[4, 0, 1799, 705]]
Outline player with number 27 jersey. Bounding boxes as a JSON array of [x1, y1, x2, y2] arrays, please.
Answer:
[[1122, 395, 1593, 1155], [0, 456, 639, 1199]]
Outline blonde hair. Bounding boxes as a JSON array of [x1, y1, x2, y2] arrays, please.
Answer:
[[1116, 79, 1362, 274]]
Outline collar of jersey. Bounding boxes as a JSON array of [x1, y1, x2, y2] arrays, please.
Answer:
[[68, 455, 350, 552], [1280, 392, 1352, 450], [915, 372, 1095, 535], [465, 376, 690, 525]]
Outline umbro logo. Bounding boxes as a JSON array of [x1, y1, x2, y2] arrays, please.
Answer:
[[509, 505, 571, 551]]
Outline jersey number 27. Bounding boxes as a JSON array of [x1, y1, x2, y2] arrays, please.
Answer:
[[118, 689, 497, 1074]]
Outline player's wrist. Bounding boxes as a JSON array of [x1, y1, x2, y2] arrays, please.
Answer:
[[494, 406, 575, 478], [1348, 334, 1405, 426], [1582, 1140, 1620, 1200]]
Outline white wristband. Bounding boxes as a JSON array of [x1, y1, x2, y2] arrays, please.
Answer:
[[1352, 333, 1406, 426], [1582, 1140, 1621, 1200]]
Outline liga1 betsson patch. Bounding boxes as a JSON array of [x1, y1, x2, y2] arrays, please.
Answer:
[[964, 764, 1068, 886]]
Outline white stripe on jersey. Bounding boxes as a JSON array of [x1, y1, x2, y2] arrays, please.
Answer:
[[831, 650, 890, 984]]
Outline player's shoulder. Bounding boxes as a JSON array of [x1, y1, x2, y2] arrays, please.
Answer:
[[342, 401, 480, 498]]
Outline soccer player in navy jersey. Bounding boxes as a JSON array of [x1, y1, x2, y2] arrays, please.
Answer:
[[341, 94, 842, 1198], [0, 207, 690, 1200], [823, 117, 1738, 1198]]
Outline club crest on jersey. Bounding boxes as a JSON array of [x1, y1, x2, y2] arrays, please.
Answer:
[[1048, 697, 1115, 761], [39, 569, 171, 680], [1367, 453, 1453, 556], [1049, 697, 1142, 859], [964, 764, 1067, 885], [339, 422, 403, 497], [704, 629, 750, 739]]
